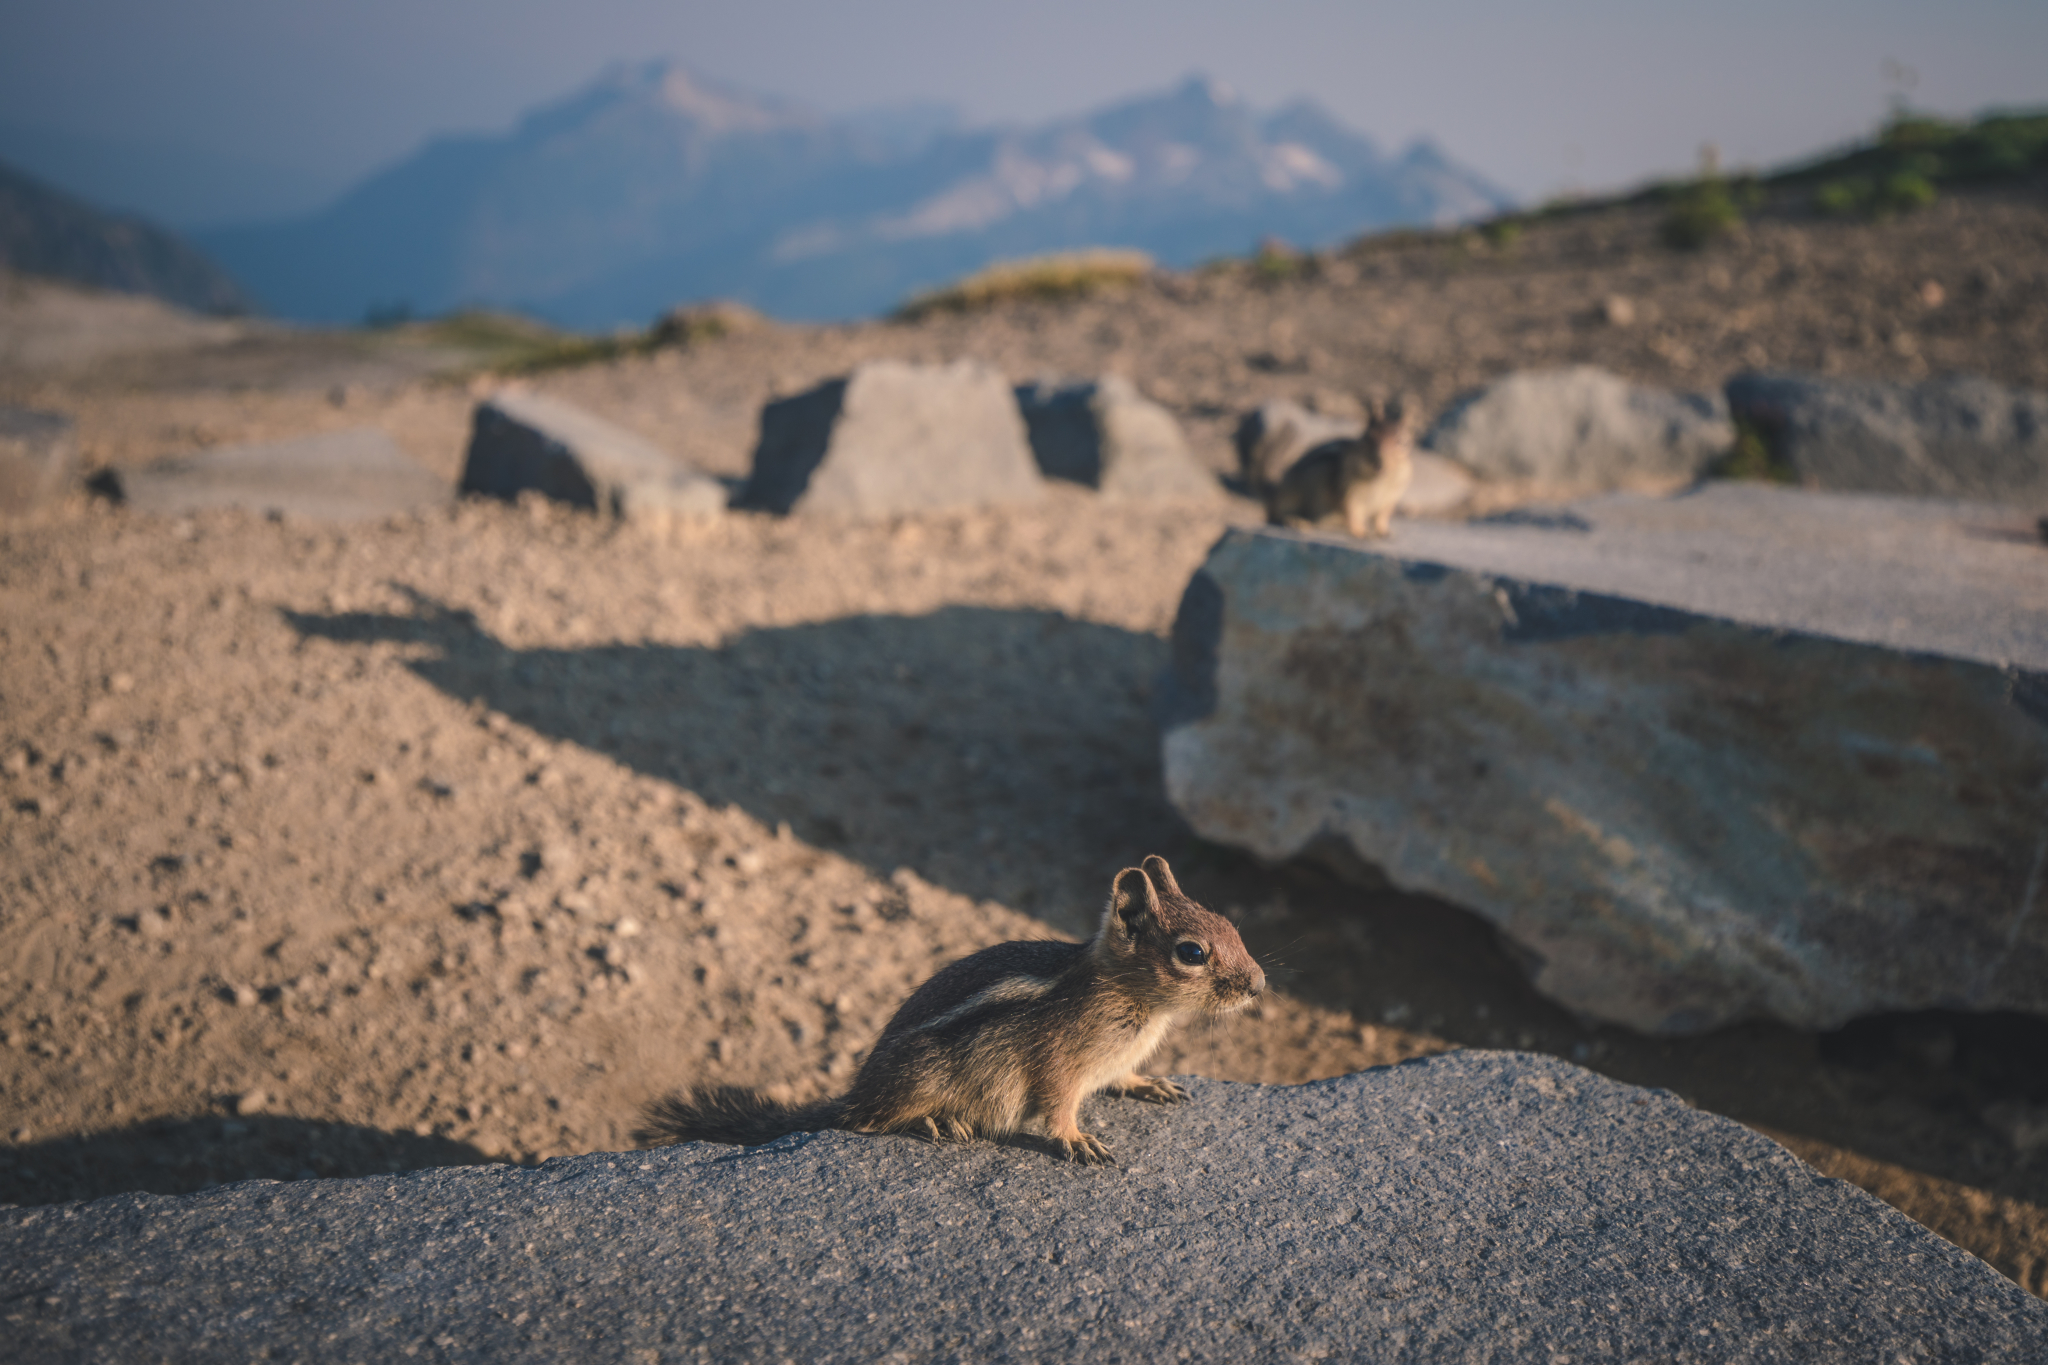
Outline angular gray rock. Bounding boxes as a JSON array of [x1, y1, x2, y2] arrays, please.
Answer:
[[1727, 370, 2048, 504], [105, 428, 451, 522], [1422, 366, 1732, 497], [0, 406, 77, 516], [460, 391, 725, 523], [1235, 399, 1473, 514], [741, 359, 1045, 516], [1160, 484, 2048, 1033], [7, 1053, 2042, 1363], [1016, 375, 1219, 500]]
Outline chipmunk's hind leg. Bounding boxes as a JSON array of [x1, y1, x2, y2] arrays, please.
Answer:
[[1105, 1073, 1189, 1104], [917, 1114, 976, 1143]]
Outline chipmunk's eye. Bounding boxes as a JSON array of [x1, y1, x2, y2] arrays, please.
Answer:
[[1174, 941, 1208, 966]]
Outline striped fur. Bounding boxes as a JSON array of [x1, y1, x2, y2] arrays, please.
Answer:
[[638, 855, 1264, 1165]]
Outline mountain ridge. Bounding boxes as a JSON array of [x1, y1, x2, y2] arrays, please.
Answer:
[[197, 63, 1510, 326], [0, 158, 252, 315]]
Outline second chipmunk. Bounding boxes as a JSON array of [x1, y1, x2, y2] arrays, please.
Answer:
[[637, 855, 1265, 1165], [1264, 395, 1417, 539]]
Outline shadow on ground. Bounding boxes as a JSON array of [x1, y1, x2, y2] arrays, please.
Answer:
[[0, 1116, 499, 1208], [1198, 854, 2048, 1190], [287, 595, 1184, 930]]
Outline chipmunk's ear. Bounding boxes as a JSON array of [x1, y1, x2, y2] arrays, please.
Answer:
[[1140, 855, 1183, 900], [1108, 865, 1161, 939]]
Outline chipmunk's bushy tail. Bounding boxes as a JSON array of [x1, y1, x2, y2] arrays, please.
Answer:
[[633, 1087, 844, 1148]]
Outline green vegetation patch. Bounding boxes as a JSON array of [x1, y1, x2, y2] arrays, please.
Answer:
[[1327, 106, 2047, 267], [1813, 170, 1939, 219], [894, 248, 1154, 320], [1707, 420, 1797, 484], [1658, 172, 1762, 251], [388, 300, 765, 379], [1797, 108, 2048, 219]]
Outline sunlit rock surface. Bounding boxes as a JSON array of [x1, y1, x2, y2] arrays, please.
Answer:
[[109, 427, 451, 522], [462, 391, 725, 523], [7, 1054, 2042, 1363], [741, 359, 1045, 517], [1161, 485, 2048, 1033]]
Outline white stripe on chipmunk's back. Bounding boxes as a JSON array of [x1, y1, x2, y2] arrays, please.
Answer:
[[907, 975, 1054, 1035]]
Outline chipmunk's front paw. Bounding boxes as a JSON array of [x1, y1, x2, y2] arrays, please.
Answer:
[[1055, 1132, 1116, 1166], [919, 1115, 976, 1144], [1118, 1076, 1190, 1105]]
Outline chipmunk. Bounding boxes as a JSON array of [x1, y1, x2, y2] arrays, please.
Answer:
[[635, 855, 1264, 1166], [1264, 395, 1416, 538]]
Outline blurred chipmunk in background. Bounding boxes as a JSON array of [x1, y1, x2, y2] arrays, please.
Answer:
[[1264, 395, 1416, 538]]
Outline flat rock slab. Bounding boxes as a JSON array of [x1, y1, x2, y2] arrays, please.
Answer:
[[108, 427, 451, 522], [741, 359, 1045, 516], [0, 406, 77, 516], [7, 1053, 2040, 1363], [1161, 484, 2048, 1033], [461, 391, 725, 522], [1728, 370, 2048, 505]]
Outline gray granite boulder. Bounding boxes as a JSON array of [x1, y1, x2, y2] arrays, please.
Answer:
[[1017, 375, 1219, 501], [741, 359, 1044, 516], [104, 428, 451, 522], [0, 407, 77, 516], [1160, 484, 2048, 1034], [1727, 371, 2048, 505], [1423, 366, 1732, 497], [6, 1053, 2041, 1363], [461, 391, 725, 523], [1236, 399, 1474, 514]]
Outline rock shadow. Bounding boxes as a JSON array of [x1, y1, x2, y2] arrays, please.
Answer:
[[0, 1116, 497, 1209], [1190, 850, 2048, 1209], [285, 596, 1185, 926]]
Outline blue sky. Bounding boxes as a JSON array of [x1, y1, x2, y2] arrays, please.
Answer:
[[3, 0, 2044, 226]]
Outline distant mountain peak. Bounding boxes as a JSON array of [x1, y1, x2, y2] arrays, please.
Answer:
[[645, 63, 808, 133], [0, 157, 250, 314], [517, 60, 815, 144], [198, 68, 1511, 326], [1186, 74, 1240, 107]]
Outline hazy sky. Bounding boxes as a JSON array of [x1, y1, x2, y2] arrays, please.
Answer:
[[3, 0, 2045, 225]]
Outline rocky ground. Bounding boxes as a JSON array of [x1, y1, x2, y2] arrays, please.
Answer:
[[2, 176, 2046, 1297]]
